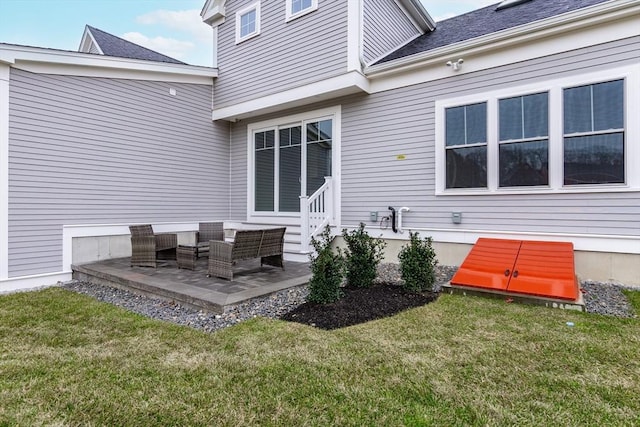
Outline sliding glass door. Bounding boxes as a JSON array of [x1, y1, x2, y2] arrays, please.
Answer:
[[254, 118, 332, 214]]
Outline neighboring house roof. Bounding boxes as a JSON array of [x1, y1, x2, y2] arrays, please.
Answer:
[[376, 0, 612, 64], [78, 25, 186, 65]]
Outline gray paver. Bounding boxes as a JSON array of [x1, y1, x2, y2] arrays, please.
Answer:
[[72, 257, 311, 314]]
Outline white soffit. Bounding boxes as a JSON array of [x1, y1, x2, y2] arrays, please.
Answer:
[[213, 71, 370, 121]]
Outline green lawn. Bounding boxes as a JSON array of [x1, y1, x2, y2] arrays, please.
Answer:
[[1, 287, 639, 426]]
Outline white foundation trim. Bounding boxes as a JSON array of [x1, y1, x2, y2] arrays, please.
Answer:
[[341, 225, 640, 255], [0, 272, 72, 294]]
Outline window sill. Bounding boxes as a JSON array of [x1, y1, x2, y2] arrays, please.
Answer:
[[235, 32, 260, 45], [436, 184, 639, 196], [285, 7, 317, 23]]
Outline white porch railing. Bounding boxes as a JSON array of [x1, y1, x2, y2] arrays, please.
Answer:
[[299, 176, 333, 253]]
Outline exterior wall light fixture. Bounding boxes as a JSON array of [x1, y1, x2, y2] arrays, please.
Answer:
[[446, 58, 464, 71]]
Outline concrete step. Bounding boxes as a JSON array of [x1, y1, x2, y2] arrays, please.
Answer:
[[284, 251, 312, 263], [238, 220, 310, 263]]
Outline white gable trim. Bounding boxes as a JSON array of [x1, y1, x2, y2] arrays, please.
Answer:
[[395, 0, 435, 32], [0, 44, 217, 84], [78, 27, 103, 54], [213, 71, 369, 121], [201, 0, 227, 26], [0, 64, 9, 281]]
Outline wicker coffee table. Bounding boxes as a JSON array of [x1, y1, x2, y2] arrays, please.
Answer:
[[177, 243, 208, 270]]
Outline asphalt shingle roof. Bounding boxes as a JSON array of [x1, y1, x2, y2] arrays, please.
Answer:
[[377, 0, 612, 64], [86, 26, 186, 65]]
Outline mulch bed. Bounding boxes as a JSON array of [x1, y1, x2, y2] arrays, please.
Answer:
[[280, 284, 439, 330]]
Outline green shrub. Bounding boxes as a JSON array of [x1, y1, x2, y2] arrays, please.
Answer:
[[307, 225, 345, 304], [398, 231, 438, 292], [342, 223, 386, 288]]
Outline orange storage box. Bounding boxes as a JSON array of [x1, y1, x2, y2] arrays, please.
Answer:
[[451, 238, 579, 301]]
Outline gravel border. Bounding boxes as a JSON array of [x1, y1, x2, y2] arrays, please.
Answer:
[[57, 264, 638, 333]]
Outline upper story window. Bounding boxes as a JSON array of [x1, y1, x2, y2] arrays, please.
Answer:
[[286, 0, 318, 22], [236, 2, 261, 44], [435, 65, 639, 195]]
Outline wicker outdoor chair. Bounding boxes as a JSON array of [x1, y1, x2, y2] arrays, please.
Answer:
[[208, 227, 286, 280], [129, 224, 177, 268], [195, 222, 224, 257]]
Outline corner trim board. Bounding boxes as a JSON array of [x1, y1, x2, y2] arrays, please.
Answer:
[[0, 64, 9, 280]]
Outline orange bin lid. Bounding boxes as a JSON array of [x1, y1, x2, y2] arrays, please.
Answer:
[[451, 238, 579, 301], [506, 240, 578, 300], [451, 238, 521, 291]]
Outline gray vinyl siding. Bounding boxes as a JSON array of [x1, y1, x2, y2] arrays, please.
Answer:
[[362, 0, 420, 65], [339, 36, 640, 237], [214, 0, 349, 109], [229, 123, 248, 220], [8, 69, 228, 277], [88, 43, 101, 54]]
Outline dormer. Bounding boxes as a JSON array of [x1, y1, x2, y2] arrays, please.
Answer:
[[78, 26, 103, 55]]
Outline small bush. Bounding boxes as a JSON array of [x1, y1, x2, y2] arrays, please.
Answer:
[[398, 231, 438, 292], [307, 225, 344, 304], [342, 223, 386, 288]]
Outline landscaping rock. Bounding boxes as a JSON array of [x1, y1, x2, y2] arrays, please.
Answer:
[[61, 264, 637, 333]]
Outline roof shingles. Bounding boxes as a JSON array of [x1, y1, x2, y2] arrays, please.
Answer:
[[377, 0, 611, 64], [86, 26, 186, 65]]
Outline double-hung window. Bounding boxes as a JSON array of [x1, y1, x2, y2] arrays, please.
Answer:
[[286, 0, 318, 22], [498, 92, 549, 187], [563, 80, 624, 185], [436, 65, 638, 194], [236, 2, 260, 44], [445, 102, 487, 189]]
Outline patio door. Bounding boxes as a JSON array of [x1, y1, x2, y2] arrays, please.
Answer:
[[253, 117, 332, 215]]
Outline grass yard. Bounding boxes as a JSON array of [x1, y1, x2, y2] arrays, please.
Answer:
[[1, 287, 639, 426]]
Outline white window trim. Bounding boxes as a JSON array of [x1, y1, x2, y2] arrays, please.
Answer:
[[435, 63, 640, 196], [285, 0, 318, 22], [247, 106, 341, 221], [235, 2, 261, 44]]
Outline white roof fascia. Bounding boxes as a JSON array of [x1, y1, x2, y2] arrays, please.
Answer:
[[78, 26, 103, 54], [365, 0, 638, 78], [396, 0, 436, 32], [0, 44, 217, 84]]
